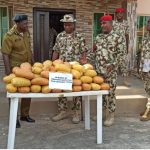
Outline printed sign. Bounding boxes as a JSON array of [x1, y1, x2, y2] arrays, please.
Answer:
[[49, 72, 72, 90], [143, 59, 150, 72]]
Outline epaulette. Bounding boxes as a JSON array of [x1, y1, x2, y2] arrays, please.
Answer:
[[7, 30, 14, 36]]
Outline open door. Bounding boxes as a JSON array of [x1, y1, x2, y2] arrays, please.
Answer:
[[33, 11, 49, 62], [33, 8, 75, 62]]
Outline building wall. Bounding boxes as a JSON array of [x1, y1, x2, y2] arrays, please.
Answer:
[[137, 0, 150, 15]]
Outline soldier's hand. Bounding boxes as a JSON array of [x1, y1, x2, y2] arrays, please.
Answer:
[[106, 64, 114, 73], [80, 58, 87, 65]]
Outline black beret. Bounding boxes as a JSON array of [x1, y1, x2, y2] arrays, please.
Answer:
[[12, 14, 28, 22]]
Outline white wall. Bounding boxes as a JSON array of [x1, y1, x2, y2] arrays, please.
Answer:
[[137, 0, 150, 15]]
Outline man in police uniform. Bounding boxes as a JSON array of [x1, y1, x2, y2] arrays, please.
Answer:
[[113, 8, 131, 87], [139, 19, 150, 121], [51, 14, 86, 124], [91, 15, 125, 126], [1, 14, 35, 128]]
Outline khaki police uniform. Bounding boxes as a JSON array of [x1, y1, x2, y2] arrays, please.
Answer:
[[1, 25, 32, 117]]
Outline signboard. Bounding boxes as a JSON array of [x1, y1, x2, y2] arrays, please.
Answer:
[[49, 72, 72, 90], [143, 59, 150, 72]]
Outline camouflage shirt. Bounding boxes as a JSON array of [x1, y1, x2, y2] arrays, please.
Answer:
[[53, 31, 86, 62], [94, 30, 125, 76], [140, 33, 150, 71], [113, 20, 129, 36]]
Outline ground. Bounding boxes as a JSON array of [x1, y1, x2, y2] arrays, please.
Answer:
[[0, 114, 150, 149]]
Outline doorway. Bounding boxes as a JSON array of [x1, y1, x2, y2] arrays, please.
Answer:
[[33, 8, 75, 62]]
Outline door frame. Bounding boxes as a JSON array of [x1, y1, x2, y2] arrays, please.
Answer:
[[33, 8, 76, 61]]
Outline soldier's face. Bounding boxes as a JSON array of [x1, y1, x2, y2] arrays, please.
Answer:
[[64, 22, 75, 34], [116, 12, 124, 20], [17, 20, 28, 32], [147, 22, 150, 31], [101, 21, 112, 34]]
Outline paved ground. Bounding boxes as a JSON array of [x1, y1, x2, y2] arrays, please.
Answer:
[[0, 114, 150, 149]]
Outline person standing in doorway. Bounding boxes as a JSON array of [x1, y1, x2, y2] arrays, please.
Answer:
[[1, 14, 35, 128], [49, 22, 58, 59], [90, 15, 125, 126], [51, 14, 87, 124], [139, 18, 150, 121], [113, 8, 131, 87]]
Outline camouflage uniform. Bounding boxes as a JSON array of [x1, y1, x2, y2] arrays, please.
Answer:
[[93, 30, 125, 112], [113, 20, 129, 77], [1, 25, 32, 117], [140, 34, 150, 99], [53, 31, 86, 111]]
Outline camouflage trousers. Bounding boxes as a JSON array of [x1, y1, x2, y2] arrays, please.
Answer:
[[58, 96, 82, 111], [142, 72, 150, 109], [101, 71, 118, 113], [142, 72, 150, 97], [118, 55, 128, 77]]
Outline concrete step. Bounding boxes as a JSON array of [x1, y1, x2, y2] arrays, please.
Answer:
[[114, 81, 147, 116]]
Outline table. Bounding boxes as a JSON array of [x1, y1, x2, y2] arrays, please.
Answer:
[[7, 90, 109, 149]]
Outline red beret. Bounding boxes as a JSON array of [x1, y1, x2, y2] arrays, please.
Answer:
[[115, 8, 125, 13], [100, 15, 112, 21]]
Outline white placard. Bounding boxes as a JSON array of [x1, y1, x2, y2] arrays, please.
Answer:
[[143, 59, 150, 72], [49, 72, 72, 90]]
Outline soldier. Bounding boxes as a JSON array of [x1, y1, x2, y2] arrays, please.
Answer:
[[51, 14, 86, 124], [113, 8, 131, 87], [1, 14, 35, 128], [139, 18, 150, 121], [91, 15, 125, 126]]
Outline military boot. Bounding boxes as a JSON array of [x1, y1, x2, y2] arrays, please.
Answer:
[[104, 111, 115, 127], [52, 111, 68, 122], [123, 77, 131, 87], [92, 107, 107, 121], [140, 98, 150, 118], [72, 111, 80, 124], [140, 108, 150, 121]]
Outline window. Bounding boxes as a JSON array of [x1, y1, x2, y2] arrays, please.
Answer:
[[136, 16, 150, 51], [93, 13, 104, 42], [0, 7, 9, 49]]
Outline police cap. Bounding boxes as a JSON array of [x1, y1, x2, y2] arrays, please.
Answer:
[[12, 14, 28, 23]]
